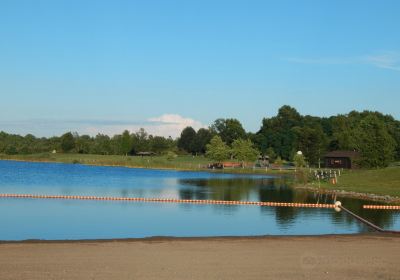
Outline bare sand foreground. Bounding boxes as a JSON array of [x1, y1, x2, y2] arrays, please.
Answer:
[[0, 235, 399, 280]]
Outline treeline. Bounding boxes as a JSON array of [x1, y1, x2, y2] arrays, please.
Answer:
[[252, 106, 400, 168], [0, 106, 399, 168], [0, 128, 176, 156], [177, 106, 400, 168]]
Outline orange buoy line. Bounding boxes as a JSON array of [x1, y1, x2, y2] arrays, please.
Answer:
[[363, 205, 400, 210], [0, 193, 335, 208]]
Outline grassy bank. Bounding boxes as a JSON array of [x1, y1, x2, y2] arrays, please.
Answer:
[[0, 153, 290, 175], [305, 166, 400, 198], [0, 153, 210, 170]]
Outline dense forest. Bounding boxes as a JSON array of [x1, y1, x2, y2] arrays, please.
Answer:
[[1, 106, 399, 168]]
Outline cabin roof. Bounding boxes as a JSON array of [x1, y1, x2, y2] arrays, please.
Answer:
[[324, 150, 360, 159]]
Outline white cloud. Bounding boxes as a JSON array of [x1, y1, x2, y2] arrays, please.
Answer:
[[81, 114, 207, 138], [285, 51, 400, 72], [149, 114, 205, 128], [145, 114, 206, 138]]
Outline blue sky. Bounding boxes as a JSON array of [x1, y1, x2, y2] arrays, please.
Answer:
[[0, 0, 399, 137]]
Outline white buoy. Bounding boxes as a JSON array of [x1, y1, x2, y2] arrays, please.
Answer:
[[334, 201, 342, 207]]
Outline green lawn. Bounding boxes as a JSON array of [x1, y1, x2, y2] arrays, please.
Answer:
[[310, 166, 400, 197], [0, 153, 291, 175], [0, 153, 211, 170]]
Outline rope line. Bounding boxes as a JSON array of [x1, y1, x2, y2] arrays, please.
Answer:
[[339, 205, 400, 234], [363, 205, 400, 210], [0, 193, 335, 208], [339, 205, 384, 232]]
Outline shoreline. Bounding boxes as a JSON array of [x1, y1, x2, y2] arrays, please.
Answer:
[[0, 232, 392, 244], [295, 184, 400, 204]]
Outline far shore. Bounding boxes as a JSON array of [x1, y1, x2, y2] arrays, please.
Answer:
[[0, 155, 294, 175], [0, 157, 201, 172], [0, 234, 399, 280]]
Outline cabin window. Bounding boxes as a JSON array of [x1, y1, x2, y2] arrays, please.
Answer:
[[330, 159, 342, 165]]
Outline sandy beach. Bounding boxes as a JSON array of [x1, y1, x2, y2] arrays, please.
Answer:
[[0, 234, 399, 280]]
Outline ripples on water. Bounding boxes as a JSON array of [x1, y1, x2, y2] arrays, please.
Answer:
[[0, 160, 398, 240]]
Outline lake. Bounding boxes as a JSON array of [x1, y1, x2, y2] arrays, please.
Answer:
[[0, 160, 399, 240]]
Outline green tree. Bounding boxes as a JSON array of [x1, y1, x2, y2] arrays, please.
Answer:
[[231, 139, 259, 167], [192, 128, 213, 154], [354, 115, 396, 168], [257, 105, 302, 160], [293, 152, 306, 168], [23, 134, 36, 152], [4, 145, 17, 155], [210, 118, 246, 145], [132, 128, 150, 153], [60, 132, 75, 152], [75, 135, 92, 154], [265, 147, 277, 163], [150, 136, 171, 154], [110, 135, 122, 155], [121, 130, 132, 156], [275, 156, 283, 166], [205, 136, 231, 162], [92, 134, 111, 155], [330, 115, 357, 150], [293, 125, 326, 166], [177, 126, 197, 154], [46, 136, 61, 153]]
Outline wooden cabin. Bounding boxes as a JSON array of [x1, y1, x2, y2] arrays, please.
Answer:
[[324, 151, 360, 169]]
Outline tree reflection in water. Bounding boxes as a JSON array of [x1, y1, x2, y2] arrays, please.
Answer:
[[179, 176, 398, 230]]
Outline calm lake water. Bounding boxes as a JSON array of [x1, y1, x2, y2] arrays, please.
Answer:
[[0, 160, 399, 240]]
